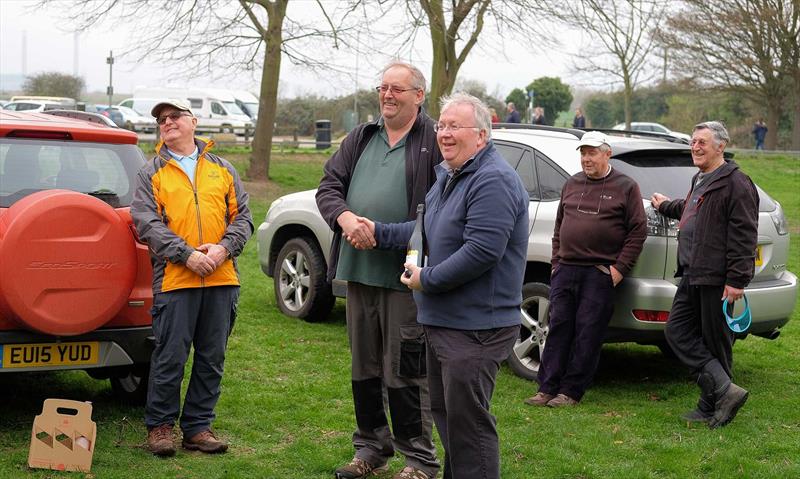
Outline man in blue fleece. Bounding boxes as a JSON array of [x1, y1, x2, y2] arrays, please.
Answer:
[[356, 92, 529, 479]]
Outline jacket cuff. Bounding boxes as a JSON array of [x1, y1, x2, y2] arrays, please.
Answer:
[[177, 245, 194, 264]]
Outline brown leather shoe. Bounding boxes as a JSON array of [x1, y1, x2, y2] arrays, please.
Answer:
[[546, 393, 579, 407], [147, 424, 176, 457], [524, 392, 555, 406], [182, 429, 228, 454]]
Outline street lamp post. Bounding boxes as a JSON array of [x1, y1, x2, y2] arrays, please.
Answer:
[[106, 51, 114, 107]]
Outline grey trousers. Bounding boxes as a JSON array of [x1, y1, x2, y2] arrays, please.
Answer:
[[346, 282, 439, 477], [144, 286, 239, 438], [425, 324, 518, 479]]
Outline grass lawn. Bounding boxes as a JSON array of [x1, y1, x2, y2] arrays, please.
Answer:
[[0, 150, 797, 478]]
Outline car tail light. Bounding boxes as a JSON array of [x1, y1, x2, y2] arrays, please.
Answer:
[[645, 205, 678, 237], [633, 310, 670, 322], [770, 201, 788, 235], [6, 130, 73, 140]]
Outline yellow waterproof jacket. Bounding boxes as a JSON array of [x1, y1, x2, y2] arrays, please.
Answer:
[[131, 137, 253, 293]]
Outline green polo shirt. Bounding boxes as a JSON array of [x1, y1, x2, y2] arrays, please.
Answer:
[[336, 125, 409, 291]]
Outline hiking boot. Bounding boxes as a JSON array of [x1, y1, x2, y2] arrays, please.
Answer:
[[681, 408, 713, 423], [708, 383, 748, 429], [524, 392, 555, 407], [147, 424, 176, 457], [393, 466, 431, 479], [547, 394, 579, 408], [334, 457, 389, 479], [182, 429, 228, 454]]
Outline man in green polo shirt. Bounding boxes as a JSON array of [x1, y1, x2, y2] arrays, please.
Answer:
[[316, 61, 441, 479]]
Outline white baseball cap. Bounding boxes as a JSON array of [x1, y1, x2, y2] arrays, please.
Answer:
[[576, 131, 609, 149]]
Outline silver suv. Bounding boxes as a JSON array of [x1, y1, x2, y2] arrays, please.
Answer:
[[257, 126, 797, 381]]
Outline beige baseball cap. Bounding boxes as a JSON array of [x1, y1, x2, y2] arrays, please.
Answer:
[[151, 99, 193, 118], [576, 131, 609, 149]]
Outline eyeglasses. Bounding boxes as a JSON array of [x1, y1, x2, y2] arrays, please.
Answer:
[[375, 85, 419, 95], [433, 123, 480, 133], [576, 175, 607, 215], [156, 111, 193, 125]]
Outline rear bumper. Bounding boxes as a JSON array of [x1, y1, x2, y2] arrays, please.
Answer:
[[606, 271, 797, 343], [0, 326, 154, 373]]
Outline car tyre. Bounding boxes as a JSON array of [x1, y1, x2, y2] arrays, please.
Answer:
[[110, 365, 149, 404], [507, 282, 550, 382], [274, 237, 334, 322]]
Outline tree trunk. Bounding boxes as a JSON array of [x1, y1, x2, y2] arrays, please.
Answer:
[[247, 0, 288, 181], [765, 99, 781, 151], [623, 73, 633, 130]]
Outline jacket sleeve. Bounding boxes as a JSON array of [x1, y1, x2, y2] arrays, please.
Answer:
[[420, 169, 527, 293], [374, 221, 415, 250], [219, 162, 254, 258], [131, 163, 194, 264], [551, 185, 566, 269], [614, 182, 647, 275], [315, 128, 360, 231], [725, 174, 759, 288], [658, 198, 685, 220]]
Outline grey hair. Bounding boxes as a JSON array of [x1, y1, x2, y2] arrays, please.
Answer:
[[694, 121, 730, 146], [598, 143, 611, 153], [440, 92, 492, 140], [381, 61, 426, 93]]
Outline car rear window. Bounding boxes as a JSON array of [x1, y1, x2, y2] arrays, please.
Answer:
[[0, 138, 145, 208], [611, 153, 775, 212]]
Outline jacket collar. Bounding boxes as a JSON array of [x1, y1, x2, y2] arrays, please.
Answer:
[[156, 136, 215, 163]]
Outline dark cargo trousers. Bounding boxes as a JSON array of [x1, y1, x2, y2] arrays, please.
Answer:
[[144, 286, 239, 438], [538, 264, 615, 401], [346, 282, 439, 478], [425, 324, 518, 479]]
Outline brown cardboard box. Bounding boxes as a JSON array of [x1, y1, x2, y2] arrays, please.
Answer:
[[28, 399, 96, 472]]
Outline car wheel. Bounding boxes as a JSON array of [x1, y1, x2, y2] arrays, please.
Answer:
[[507, 282, 550, 381], [110, 366, 149, 404], [274, 237, 334, 322]]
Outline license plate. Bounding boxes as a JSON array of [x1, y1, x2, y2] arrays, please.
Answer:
[[1, 342, 99, 369], [755, 245, 763, 267]]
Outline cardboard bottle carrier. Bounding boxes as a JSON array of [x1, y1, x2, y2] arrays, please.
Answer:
[[28, 399, 96, 472]]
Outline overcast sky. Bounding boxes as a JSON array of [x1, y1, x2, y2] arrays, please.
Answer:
[[0, 0, 574, 100]]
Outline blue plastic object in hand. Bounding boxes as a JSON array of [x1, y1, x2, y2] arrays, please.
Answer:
[[722, 294, 751, 333]]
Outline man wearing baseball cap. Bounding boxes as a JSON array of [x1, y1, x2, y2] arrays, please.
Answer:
[[525, 131, 646, 407], [132, 97, 253, 456]]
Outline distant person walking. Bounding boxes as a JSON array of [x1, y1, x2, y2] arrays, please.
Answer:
[[490, 107, 500, 124], [132, 100, 253, 457], [651, 121, 758, 428], [525, 131, 646, 408], [505, 102, 521, 123], [532, 106, 546, 126], [752, 119, 767, 150], [572, 108, 586, 128]]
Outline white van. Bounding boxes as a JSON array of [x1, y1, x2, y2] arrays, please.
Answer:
[[130, 87, 253, 134], [231, 90, 259, 121]]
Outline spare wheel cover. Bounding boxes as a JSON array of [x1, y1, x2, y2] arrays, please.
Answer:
[[0, 190, 137, 335]]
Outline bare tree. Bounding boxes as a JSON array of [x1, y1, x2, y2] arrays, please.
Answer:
[[49, 0, 356, 180], [662, 0, 798, 150], [361, 0, 551, 118], [547, 0, 666, 130]]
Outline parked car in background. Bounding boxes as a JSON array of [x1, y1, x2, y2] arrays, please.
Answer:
[[131, 87, 253, 134], [86, 104, 125, 128], [256, 125, 797, 381], [232, 90, 259, 121], [0, 109, 153, 402], [3, 100, 72, 113], [113, 105, 156, 133], [612, 122, 691, 142]]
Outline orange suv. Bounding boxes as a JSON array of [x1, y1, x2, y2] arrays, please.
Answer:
[[0, 110, 153, 402]]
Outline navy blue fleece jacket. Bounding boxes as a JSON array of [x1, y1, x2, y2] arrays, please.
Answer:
[[375, 141, 529, 330]]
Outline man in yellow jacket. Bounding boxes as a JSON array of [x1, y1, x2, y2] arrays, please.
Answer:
[[132, 100, 253, 456]]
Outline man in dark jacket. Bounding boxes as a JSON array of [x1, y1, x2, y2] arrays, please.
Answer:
[[316, 61, 440, 479], [651, 121, 758, 428], [505, 102, 521, 123]]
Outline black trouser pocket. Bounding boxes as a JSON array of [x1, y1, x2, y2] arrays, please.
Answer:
[[398, 326, 427, 378]]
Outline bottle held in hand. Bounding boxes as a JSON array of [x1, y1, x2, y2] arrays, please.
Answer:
[[404, 204, 425, 278]]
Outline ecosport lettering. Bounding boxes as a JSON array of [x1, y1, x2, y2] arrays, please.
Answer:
[[27, 261, 116, 270]]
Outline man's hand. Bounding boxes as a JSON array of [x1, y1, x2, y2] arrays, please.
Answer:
[[351, 216, 376, 249], [186, 250, 216, 277], [400, 263, 423, 291], [722, 285, 745, 302], [337, 211, 376, 249], [651, 192, 669, 210], [197, 243, 229, 268], [610, 265, 623, 287]]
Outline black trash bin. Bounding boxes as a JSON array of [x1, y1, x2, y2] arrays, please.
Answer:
[[315, 119, 331, 149]]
